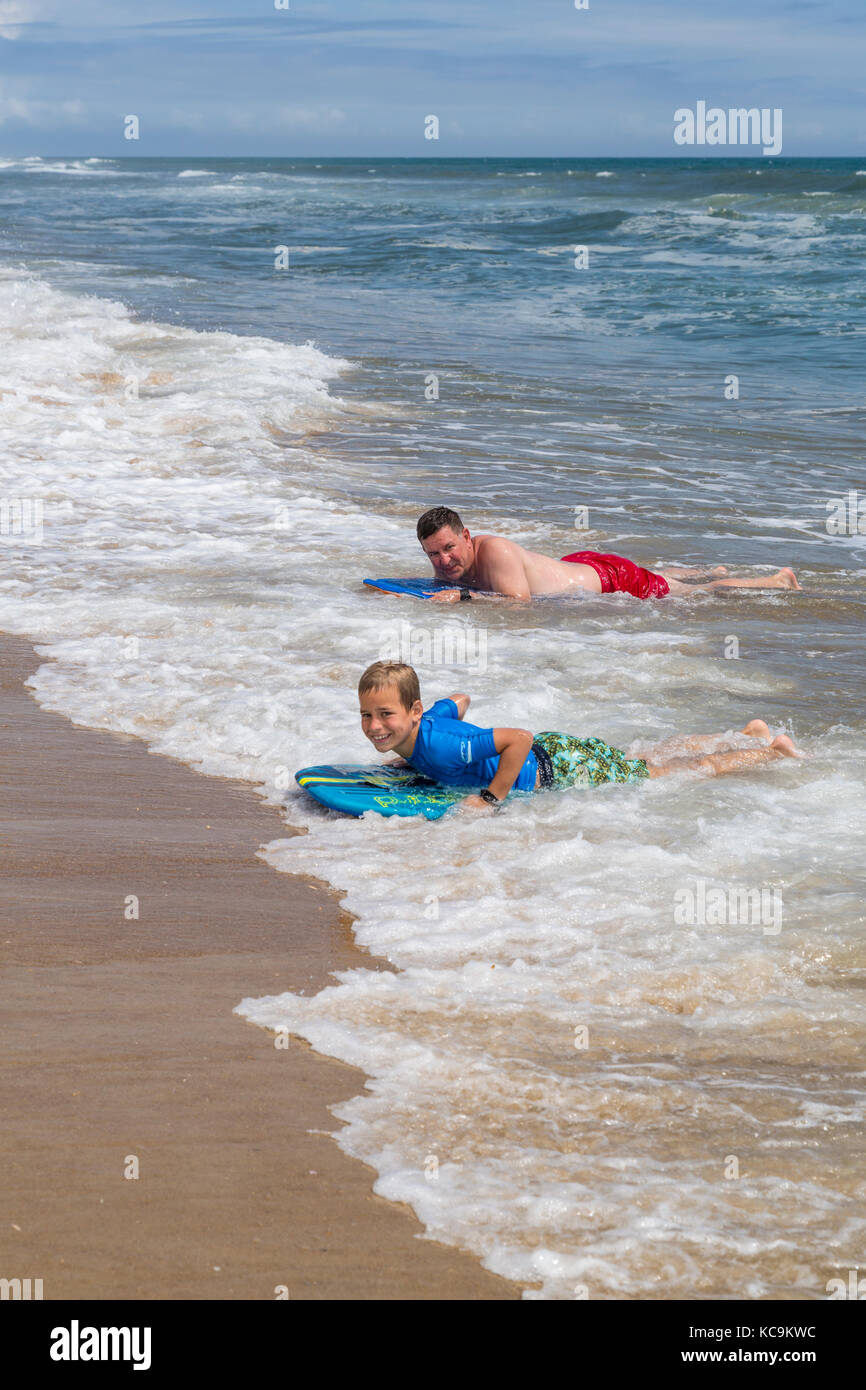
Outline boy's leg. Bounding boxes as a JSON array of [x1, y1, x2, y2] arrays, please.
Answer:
[[635, 719, 774, 760], [663, 568, 801, 595], [644, 735, 802, 779]]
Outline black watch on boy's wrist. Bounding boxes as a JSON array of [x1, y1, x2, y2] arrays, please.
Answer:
[[479, 788, 500, 805], [459, 589, 472, 601]]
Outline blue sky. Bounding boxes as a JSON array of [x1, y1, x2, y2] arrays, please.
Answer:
[[0, 0, 864, 156]]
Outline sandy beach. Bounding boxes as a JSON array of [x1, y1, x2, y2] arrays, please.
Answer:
[[0, 632, 520, 1300]]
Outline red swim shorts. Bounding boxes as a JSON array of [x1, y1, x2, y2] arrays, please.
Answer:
[[560, 551, 670, 600]]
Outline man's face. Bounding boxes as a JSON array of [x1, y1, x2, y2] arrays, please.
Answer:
[[420, 525, 473, 581], [360, 684, 421, 756]]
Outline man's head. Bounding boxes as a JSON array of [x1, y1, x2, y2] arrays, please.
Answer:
[[416, 506, 474, 582], [358, 660, 423, 756]]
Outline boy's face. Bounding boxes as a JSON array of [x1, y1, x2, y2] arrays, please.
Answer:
[[420, 524, 473, 581], [360, 683, 422, 756]]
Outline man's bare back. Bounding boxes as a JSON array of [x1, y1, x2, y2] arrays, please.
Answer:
[[462, 535, 601, 598]]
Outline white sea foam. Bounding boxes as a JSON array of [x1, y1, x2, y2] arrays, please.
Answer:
[[1, 269, 863, 1300], [7, 158, 126, 176], [0, 155, 45, 170]]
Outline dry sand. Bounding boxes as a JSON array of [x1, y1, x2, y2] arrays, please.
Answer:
[[0, 633, 520, 1300]]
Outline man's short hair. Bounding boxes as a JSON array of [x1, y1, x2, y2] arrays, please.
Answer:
[[358, 661, 421, 711], [416, 507, 464, 542]]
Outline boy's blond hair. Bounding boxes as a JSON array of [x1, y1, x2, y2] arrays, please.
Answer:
[[358, 661, 421, 711]]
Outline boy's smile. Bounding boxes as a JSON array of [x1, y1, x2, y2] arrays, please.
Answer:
[[360, 684, 422, 758]]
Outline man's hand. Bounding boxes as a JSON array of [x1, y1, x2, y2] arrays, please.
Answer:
[[428, 589, 464, 603]]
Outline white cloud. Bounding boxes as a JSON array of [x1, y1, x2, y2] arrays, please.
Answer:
[[215, 105, 347, 133], [276, 106, 346, 131], [0, 0, 55, 39], [0, 79, 84, 125]]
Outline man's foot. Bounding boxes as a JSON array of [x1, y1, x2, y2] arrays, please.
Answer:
[[742, 719, 772, 741], [770, 734, 804, 759], [778, 567, 802, 590]]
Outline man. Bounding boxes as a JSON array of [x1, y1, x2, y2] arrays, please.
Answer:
[[415, 506, 801, 601]]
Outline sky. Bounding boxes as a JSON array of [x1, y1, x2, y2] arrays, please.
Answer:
[[0, 0, 864, 157]]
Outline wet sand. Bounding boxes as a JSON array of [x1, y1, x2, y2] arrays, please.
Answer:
[[0, 633, 520, 1300]]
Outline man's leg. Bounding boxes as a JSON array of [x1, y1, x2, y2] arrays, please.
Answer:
[[661, 565, 728, 579], [663, 568, 801, 594]]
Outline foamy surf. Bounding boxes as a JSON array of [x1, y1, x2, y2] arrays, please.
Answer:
[[1, 245, 864, 1301]]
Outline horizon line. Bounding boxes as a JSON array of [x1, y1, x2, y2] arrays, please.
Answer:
[[3, 152, 866, 161]]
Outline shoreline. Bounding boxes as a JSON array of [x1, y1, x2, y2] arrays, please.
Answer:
[[0, 631, 520, 1300]]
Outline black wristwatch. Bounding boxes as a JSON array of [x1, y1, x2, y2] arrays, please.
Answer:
[[479, 788, 500, 805], [459, 589, 472, 601]]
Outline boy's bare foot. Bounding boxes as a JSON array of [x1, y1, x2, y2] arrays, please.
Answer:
[[742, 719, 772, 741], [770, 734, 804, 758], [778, 567, 802, 590]]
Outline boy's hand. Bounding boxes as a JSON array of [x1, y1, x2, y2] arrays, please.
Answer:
[[459, 794, 495, 814], [428, 589, 464, 603]]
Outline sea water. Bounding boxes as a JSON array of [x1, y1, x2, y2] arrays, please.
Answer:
[[1, 157, 864, 1298]]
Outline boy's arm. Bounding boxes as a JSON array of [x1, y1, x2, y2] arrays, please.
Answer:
[[444, 693, 470, 719], [462, 727, 534, 809]]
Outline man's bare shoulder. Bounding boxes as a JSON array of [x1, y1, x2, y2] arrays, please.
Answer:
[[475, 533, 524, 557]]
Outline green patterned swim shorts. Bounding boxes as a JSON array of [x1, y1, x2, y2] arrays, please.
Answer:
[[532, 732, 650, 789]]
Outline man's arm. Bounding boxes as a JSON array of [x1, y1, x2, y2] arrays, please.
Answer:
[[475, 538, 532, 599]]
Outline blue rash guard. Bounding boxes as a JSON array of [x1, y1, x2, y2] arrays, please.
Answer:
[[407, 698, 538, 792]]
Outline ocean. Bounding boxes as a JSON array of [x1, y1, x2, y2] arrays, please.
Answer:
[[1, 155, 864, 1298]]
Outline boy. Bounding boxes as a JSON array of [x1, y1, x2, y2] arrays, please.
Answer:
[[358, 660, 802, 812]]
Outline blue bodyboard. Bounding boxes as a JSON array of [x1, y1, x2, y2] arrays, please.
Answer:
[[363, 577, 467, 599], [295, 764, 466, 819]]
